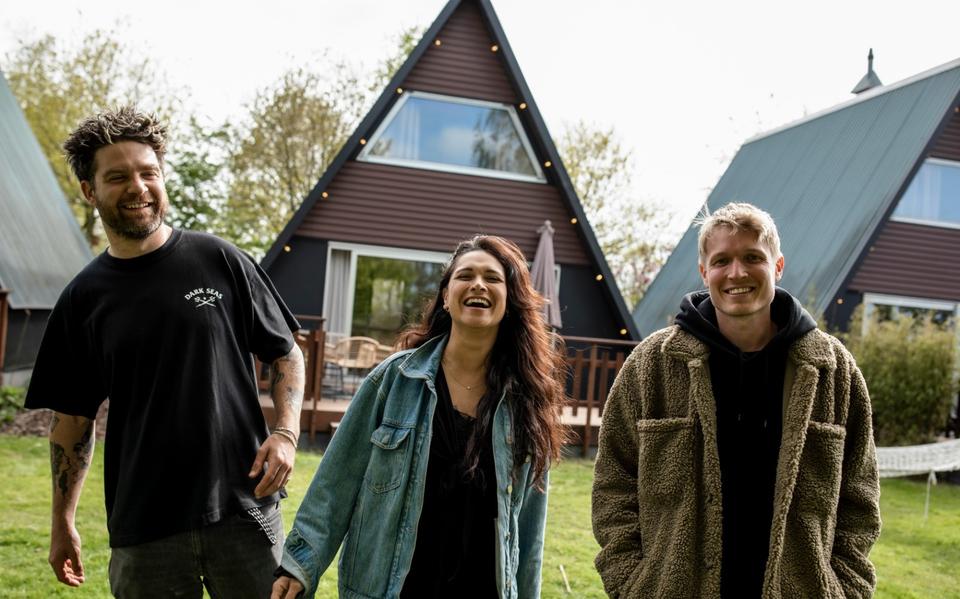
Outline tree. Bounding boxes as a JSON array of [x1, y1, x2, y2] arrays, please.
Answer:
[[224, 27, 424, 256], [3, 30, 178, 249], [164, 117, 231, 233], [558, 121, 673, 309], [224, 62, 367, 255]]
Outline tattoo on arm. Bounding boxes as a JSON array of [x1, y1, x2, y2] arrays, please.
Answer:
[[50, 442, 70, 498], [270, 347, 305, 414], [49, 419, 94, 499]]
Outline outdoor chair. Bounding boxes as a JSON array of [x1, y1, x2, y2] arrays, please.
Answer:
[[327, 336, 380, 392]]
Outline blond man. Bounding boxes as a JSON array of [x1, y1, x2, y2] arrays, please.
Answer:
[[592, 202, 881, 598]]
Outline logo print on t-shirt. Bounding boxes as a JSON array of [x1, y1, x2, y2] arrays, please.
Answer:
[[184, 287, 224, 309]]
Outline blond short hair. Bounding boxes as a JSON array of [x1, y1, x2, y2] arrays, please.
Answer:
[[697, 202, 781, 264]]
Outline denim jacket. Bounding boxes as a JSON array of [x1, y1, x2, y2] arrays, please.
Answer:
[[281, 335, 549, 598]]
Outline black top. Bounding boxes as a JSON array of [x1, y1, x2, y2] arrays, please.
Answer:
[[675, 289, 816, 598], [400, 366, 498, 598], [26, 229, 299, 547]]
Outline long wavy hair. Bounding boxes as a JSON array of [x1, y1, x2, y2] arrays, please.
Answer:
[[397, 235, 568, 487]]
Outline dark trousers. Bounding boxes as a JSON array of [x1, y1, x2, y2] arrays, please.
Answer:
[[108, 503, 283, 598]]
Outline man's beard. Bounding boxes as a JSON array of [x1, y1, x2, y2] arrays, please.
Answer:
[[98, 199, 166, 240]]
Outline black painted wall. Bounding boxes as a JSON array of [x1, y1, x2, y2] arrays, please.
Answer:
[[263, 236, 327, 327], [3, 308, 50, 371], [557, 264, 626, 339]]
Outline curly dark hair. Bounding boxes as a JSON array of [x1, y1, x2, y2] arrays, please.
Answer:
[[397, 235, 569, 487], [62, 106, 167, 182]]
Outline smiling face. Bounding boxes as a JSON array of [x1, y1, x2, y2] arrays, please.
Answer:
[[699, 226, 784, 326], [442, 250, 508, 334], [81, 140, 168, 242]]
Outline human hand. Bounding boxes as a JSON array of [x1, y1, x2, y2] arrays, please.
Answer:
[[49, 523, 85, 586], [249, 433, 296, 498], [270, 575, 305, 598]]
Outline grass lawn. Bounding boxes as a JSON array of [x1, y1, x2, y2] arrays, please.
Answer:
[[2, 434, 958, 598]]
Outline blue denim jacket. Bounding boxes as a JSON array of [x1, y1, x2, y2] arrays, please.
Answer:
[[281, 335, 549, 598]]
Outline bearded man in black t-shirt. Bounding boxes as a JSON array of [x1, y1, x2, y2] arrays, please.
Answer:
[[25, 107, 306, 598]]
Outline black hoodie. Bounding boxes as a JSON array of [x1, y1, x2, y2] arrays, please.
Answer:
[[675, 288, 816, 599]]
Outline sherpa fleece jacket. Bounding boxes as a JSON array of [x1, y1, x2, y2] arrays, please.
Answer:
[[592, 325, 881, 598]]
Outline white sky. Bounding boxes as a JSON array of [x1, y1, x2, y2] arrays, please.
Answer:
[[3, 0, 958, 237]]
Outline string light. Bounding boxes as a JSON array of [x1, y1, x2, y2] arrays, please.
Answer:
[[359, 138, 367, 145], [570, 217, 578, 224], [283, 245, 291, 253], [619, 328, 627, 336], [321, 191, 329, 199], [595, 274, 603, 281], [396, 87, 404, 94], [490, 44, 499, 52], [434, 39, 442, 46], [544, 160, 552, 167], [836, 298, 844, 305], [519, 102, 527, 110]]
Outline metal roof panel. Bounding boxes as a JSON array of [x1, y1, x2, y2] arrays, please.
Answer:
[[0, 72, 93, 309]]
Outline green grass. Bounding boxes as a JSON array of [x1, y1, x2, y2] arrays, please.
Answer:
[[2, 434, 958, 598]]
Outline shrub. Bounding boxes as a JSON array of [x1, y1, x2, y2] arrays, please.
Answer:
[[844, 308, 958, 446], [0, 386, 26, 424]]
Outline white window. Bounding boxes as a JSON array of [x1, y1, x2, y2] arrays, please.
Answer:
[[358, 91, 545, 183], [323, 243, 449, 345], [861, 292, 958, 336], [891, 158, 960, 229]]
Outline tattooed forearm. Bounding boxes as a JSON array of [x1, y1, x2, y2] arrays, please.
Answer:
[[48, 414, 94, 503], [50, 442, 70, 498], [270, 345, 305, 417], [73, 423, 94, 469]]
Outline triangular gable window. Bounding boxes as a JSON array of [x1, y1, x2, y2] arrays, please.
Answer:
[[359, 91, 545, 183]]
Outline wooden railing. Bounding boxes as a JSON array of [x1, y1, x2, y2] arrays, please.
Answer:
[[563, 335, 639, 456], [256, 323, 642, 452]]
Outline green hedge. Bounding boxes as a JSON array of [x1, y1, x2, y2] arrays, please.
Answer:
[[0, 386, 25, 424], [844, 310, 957, 446]]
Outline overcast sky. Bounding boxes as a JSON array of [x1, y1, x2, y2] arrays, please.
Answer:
[[3, 0, 958, 237]]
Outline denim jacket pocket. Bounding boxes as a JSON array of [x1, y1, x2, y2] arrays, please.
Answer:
[[366, 423, 412, 494]]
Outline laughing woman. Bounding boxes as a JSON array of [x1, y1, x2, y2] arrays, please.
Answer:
[[271, 235, 568, 599]]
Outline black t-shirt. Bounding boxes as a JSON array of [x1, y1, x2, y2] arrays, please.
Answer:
[[400, 366, 498, 598], [25, 229, 299, 547]]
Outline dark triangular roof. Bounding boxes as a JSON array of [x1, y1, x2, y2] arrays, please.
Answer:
[[263, 0, 639, 338], [633, 58, 960, 336], [0, 71, 92, 309]]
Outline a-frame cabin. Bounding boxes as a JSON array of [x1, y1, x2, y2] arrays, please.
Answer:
[[0, 71, 92, 382], [262, 0, 638, 346], [633, 56, 960, 337]]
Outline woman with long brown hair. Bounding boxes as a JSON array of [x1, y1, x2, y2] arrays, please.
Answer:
[[271, 235, 567, 598]]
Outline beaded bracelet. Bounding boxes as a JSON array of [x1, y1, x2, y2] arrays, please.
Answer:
[[272, 426, 299, 449]]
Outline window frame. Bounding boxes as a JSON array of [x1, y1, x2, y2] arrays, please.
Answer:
[[861, 292, 959, 336], [324, 242, 451, 337], [889, 157, 960, 230], [357, 90, 546, 184]]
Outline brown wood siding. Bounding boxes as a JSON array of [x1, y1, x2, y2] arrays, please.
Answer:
[[848, 220, 960, 300], [295, 161, 589, 265], [929, 107, 960, 161], [401, 2, 517, 104]]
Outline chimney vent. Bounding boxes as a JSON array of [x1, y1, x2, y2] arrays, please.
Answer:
[[851, 48, 883, 94]]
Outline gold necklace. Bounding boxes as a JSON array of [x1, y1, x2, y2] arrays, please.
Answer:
[[442, 359, 486, 392]]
